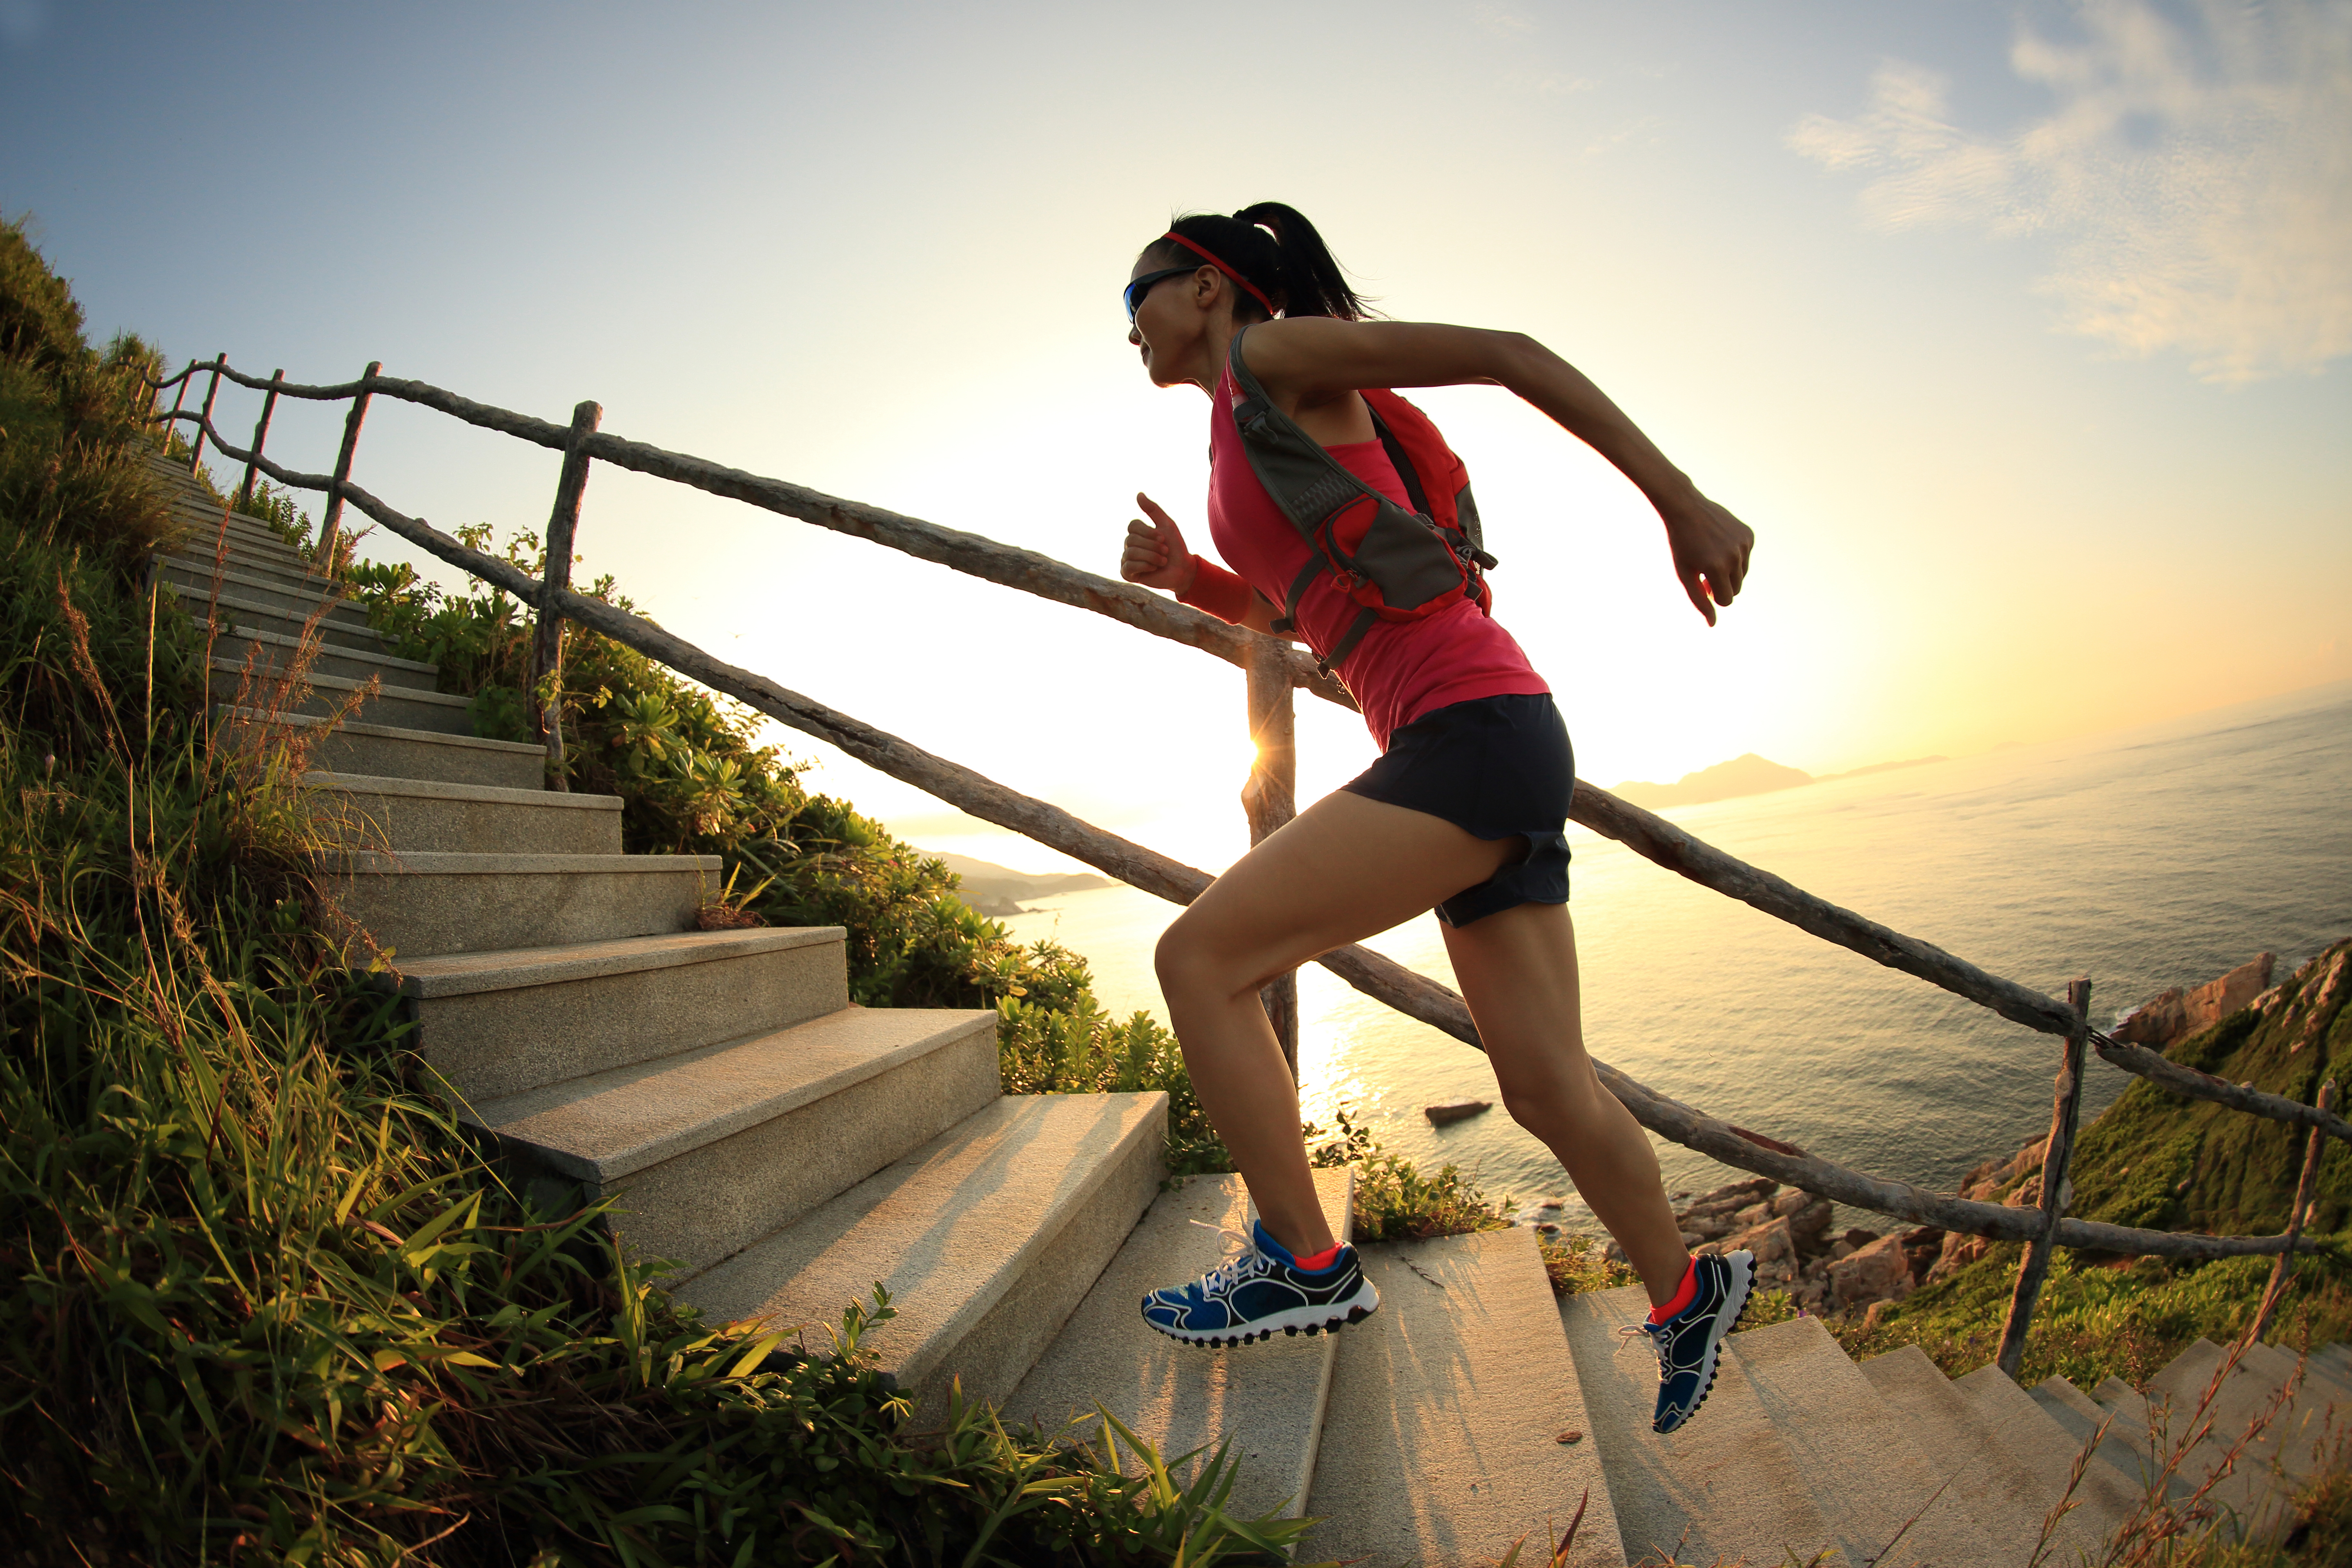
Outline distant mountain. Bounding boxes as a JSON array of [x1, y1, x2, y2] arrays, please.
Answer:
[[922, 850, 1111, 915], [1610, 752, 1947, 810]]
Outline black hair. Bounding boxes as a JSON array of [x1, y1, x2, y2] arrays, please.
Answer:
[[1145, 203, 1373, 322]]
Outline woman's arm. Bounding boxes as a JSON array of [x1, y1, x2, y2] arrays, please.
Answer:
[[1242, 318, 1755, 624], [1121, 494, 1289, 636]]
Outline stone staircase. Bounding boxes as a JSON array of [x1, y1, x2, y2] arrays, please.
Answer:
[[155, 454, 2346, 1566]]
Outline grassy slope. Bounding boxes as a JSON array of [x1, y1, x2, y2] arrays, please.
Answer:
[[1836, 938, 2352, 1391]]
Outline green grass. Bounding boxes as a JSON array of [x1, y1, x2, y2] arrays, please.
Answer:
[[1829, 943, 2352, 1393], [0, 220, 1339, 1564]]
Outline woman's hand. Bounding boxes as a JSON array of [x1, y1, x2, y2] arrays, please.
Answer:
[[1661, 492, 1754, 626], [1121, 493, 1198, 594]]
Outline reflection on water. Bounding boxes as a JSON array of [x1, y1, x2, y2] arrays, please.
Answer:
[[996, 686, 2352, 1229]]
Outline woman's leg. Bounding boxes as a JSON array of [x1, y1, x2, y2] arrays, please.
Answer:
[[1155, 789, 1523, 1259], [1440, 901, 1693, 1306]]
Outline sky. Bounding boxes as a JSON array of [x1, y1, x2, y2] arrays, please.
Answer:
[[6, 0, 2346, 874]]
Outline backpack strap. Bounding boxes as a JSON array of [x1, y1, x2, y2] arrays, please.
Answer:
[[1367, 406, 1433, 519]]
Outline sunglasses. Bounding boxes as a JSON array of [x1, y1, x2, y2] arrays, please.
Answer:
[[1123, 266, 1197, 324]]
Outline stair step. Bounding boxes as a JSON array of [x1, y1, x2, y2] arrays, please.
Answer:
[[1726, 1316, 2002, 1564], [306, 771, 623, 855], [392, 926, 849, 1100], [1004, 1169, 1355, 1523], [677, 1091, 1167, 1416], [212, 625, 439, 691], [2026, 1372, 2176, 1494], [1560, 1283, 1832, 1565], [158, 557, 368, 624], [327, 849, 720, 958], [1305, 1230, 1625, 1568], [2145, 1338, 2294, 1526], [211, 659, 474, 735], [2090, 1372, 2152, 1428], [223, 709, 544, 790], [2240, 1343, 2349, 1496], [482, 1004, 997, 1279], [1947, 1361, 2144, 1544], [190, 589, 386, 652], [1860, 1344, 2127, 1559], [154, 503, 325, 561], [150, 484, 310, 556], [160, 546, 346, 603]]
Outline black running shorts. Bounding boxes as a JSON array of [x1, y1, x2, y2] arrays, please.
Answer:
[[1339, 692, 1574, 927]]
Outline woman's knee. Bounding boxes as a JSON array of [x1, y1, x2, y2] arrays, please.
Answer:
[[1155, 919, 1227, 1000], [1499, 1070, 1606, 1135]]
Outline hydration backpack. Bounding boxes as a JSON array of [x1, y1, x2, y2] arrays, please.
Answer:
[[1226, 324, 1498, 678]]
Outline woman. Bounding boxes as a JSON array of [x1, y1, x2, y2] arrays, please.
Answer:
[[1118, 204, 1757, 1435]]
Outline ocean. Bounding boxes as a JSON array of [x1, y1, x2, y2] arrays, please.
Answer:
[[998, 682, 2352, 1229]]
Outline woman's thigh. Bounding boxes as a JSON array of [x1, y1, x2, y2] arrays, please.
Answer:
[[1158, 790, 1521, 999], [1438, 901, 1596, 1100]]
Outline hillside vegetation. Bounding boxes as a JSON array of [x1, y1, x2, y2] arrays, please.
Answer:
[[1840, 940, 2352, 1391], [0, 217, 1330, 1566]]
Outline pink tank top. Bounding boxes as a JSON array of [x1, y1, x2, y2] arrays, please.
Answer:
[[1205, 364, 1549, 750]]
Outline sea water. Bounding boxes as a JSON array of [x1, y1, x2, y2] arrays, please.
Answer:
[[1000, 683, 2352, 1229]]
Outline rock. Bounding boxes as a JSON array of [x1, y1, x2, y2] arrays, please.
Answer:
[[1927, 1229, 1993, 1283], [1678, 1178, 1776, 1221], [1783, 1195, 1833, 1249], [1896, 1227, 1947, 1284], [1863, 1298, 1903, 1330], [2112, 952, 2276, 1051], [1827, 1233, 1915, 1313], [2006, 1172, 2074, 1212], [1423, 1098, 1493, 1125], [1732, 1201, 1773, 1229], [1677, 1230, 1707, 1248], [1830, 1239, 1856, 1261], [1842, 1227, 1881, 1250], [1712, 1215, 1800, 1290]]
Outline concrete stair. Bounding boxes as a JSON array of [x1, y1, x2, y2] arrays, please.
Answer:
[[1005, 1169, 1357, 1522], [155, 452, 2352, 1563], [154, 455, 1169, 1441]]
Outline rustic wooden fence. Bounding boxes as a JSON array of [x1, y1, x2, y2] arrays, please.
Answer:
[[148, 356, 2345, 1375]]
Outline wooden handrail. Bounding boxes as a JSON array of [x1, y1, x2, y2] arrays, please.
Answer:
[[241, 441, 2316, 1261], [145, 363, 1357, 708], [159, 399, 2352, 1158]]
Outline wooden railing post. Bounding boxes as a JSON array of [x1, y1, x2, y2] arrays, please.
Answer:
[[533, 400, 603, 790], [162, 359, 194, 452], [2247, 1079, 2336, 1346], [316, 360, 381, 566], [187, 354, 225, 471], [235, 370, 285, 510], [1998, 976, 2093, 1379], [1243, 638, 1299, 1078]]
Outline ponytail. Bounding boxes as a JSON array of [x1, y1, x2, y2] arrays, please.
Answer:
[[1144, 203, 1373, 322]]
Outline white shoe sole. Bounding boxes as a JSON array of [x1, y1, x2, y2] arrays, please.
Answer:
[[1143, 1278, 1381, 1348]]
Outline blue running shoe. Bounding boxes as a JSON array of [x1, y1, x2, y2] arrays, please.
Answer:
[[1140, 1219, 1380, 1347], [1621, 1249, 1755, 1434]]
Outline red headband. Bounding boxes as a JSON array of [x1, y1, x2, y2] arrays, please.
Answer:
[[1162, 231, 1277, 317]]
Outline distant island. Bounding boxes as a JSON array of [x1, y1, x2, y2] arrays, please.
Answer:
[[1610, 752, 1948, 810], [925, 850, 1111, 916]]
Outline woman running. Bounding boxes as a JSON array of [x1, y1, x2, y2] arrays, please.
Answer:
[[1118, 204, 1758, 1434]]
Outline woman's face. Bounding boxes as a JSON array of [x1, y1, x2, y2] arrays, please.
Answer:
[[1126, 252, 1211, 388]]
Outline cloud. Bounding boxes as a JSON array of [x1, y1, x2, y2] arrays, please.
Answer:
[[1788, 0, 2352, 383]]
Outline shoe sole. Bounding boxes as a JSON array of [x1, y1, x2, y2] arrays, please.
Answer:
[[1655, 1251, 1755, 1435], [1142, 1281, 1381, 1348]]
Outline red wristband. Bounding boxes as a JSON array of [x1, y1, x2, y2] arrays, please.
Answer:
[[1173, 556, 1254, 624]]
